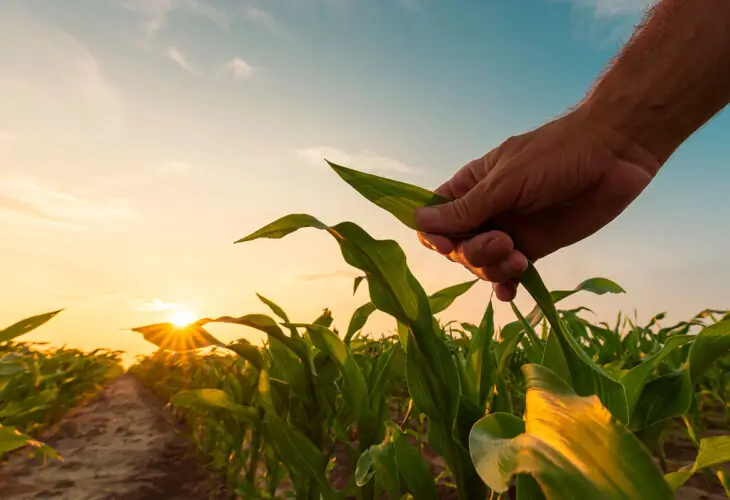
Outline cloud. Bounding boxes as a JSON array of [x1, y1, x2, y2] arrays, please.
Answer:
[[0, 178, 133, 229], [297, 146, 421, 174], [297, 270, 359, 282], [243, 6, 282, 33], [568, 0, 656, 17], [119, 0, 229, 39], [223, 57, 255, 79], [133, 299, 180, 312], [165, 46, 198, 73], [96, 160, 193, 188]]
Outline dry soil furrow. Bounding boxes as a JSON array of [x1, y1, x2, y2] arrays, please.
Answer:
[[0, 374, 227, 500]]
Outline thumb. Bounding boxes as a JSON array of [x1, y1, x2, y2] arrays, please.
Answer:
[[415, 178, 503, 235]]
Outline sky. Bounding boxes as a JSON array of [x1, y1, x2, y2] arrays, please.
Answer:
[[1, 0, 728, 366]]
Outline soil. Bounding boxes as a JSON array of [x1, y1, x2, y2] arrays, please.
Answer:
[[0, 374, 229, 500], [0, 374, 726, 499]]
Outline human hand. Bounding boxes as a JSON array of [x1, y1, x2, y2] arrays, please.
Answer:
[[415, 110, 661, 302]]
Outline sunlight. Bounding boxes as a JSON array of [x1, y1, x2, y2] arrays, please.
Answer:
[[168, 309, 197, 327]]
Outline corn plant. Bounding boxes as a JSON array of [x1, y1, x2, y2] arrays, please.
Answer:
[[130, 160, 730, 499]]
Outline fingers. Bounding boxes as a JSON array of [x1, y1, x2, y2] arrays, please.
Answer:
[[419, 229, 528, 300], [493, 280, 518, 302], [416, 152, 505, 235]]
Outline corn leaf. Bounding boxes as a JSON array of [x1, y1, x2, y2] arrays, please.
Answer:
[[327, 160, 446, 229], [344, 302, 377, 344], [0, 310, 63, 343], [390, 422, 439, 500], [469, 364, 673, 499], [665, 436, 730, 490], [171, 388, 259, 423], [327, 161, 630, 422], [0, 424, 59, 459], [524, 278, 625, 326], [429, 279, 478, 315], [131, 321, 223, 351]]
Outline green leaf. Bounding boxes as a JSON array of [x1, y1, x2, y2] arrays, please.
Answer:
[[469, 364, 673, 499], [264, 412, 334, 497], [687, 318, 730, 384], [131, 320, 223, 351], [355, 449, 375, 487], [620, 334, 695, 422], [353, 276, 366, 295], [256, 293, 290, 323], [520, 265, 629, 424], [344, 302, 377, 344], [428, 279, 478, 315], [390, 422, 439, 500], [327, 160, 446, 230], [211, 314, 307, 360], [297, 323, 368, 422], [0, 310, 63, 343], [665, 436, 730, 490], [237, 216, 461, 426], [466, 300, 497, 409], [0, 425, 59, 459], [323, 163, 630, 422], [368, 438, 401, 497], [524, 278, 626, 326], [224, 339, 265, 371], [234, 214, 328, 242], [171, 388, 259, 423]]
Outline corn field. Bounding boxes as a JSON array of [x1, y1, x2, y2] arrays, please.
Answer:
[[120, 162, 730, 499], [0, 310, 124, 462]]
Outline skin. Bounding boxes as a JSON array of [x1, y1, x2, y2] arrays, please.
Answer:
[[415, 0, 730, 302]]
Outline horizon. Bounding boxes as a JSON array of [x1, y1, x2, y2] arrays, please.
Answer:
[[2, 0, 729, 367]]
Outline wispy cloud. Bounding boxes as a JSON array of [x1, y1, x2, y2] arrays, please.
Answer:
[[223, 57, 255, 79], [568, 0, 656, 18], [243, 6, 282, 34], [165, 46, 198, 73], [97, 160, 193, 188], [133, 298, 180, 312], [297, 146, 421, 174], [0, 178, 133, 229], [297, 270, 359, 282], [120, 0, 229, 39]]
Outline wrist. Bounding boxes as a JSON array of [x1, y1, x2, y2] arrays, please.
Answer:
[[570, 103, 665, 177], [576, 95, 677, 170]]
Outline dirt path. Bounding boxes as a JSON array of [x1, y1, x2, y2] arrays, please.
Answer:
[[0, 374, 229, 500]]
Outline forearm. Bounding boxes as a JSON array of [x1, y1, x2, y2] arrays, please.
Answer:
[[578, 0, 730, 166]]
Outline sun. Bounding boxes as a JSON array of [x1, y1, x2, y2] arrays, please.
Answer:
[[168, 309, 197, 327]]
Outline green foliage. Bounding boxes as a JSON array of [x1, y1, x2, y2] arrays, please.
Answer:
[[128, 160, 730, 499]]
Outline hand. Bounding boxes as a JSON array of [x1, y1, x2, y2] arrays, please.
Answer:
[[415, 109, 661, 302]]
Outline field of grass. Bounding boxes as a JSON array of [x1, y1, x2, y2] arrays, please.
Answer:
[[3, 162, 730, 499]]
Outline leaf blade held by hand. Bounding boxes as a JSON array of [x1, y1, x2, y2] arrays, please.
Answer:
[[327, 160, 446, 230]]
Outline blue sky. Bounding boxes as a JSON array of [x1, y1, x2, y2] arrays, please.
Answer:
[[1, 0, 728, 363]]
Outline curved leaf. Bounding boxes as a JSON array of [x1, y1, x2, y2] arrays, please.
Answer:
[[344, 302, 377, 343], [428, 279, 478, 315], [0, 310, 63, 343], [469, 364, 672, 499], [131, 320, 222, 351], [327, 160, 445, 229], [665, 436, 730, 491], [524, 278, 626, 326], [171, 388, 259, 423]]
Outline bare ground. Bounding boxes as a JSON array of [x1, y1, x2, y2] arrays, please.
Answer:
[[0, 374, 229, 500], [0, 374, 726, 499]]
